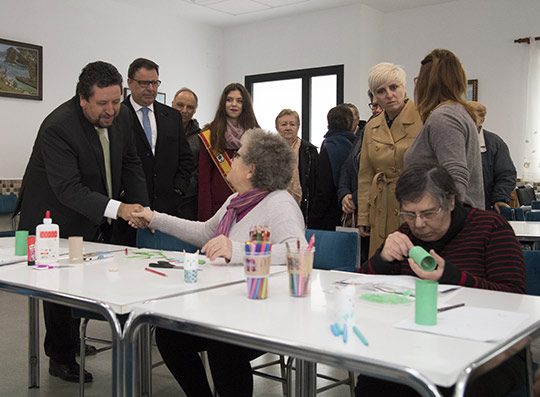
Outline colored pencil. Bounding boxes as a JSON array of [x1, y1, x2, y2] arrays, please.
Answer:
[[145, 267, 167, 277]]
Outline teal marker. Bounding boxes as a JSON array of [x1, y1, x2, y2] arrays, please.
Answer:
[[342, 324, 348, 343], [330, 324, 341, 336], [353, 325, 369, 346]]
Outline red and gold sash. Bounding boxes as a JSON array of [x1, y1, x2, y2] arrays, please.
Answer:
[[199, 129, 236, 192]]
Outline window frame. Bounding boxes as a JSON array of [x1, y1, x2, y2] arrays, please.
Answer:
[[245, 65, 344, 142]]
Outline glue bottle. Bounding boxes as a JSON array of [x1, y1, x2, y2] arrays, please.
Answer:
[[35, 210, 60, 264]]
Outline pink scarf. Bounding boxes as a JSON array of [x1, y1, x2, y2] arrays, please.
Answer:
[[213, 188, 270, 237], [224, 119, 245, 150]]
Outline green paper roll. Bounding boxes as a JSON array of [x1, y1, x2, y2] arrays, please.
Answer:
[[15, 230, 29, 256], [409, 246, 437, 271], [415, 279, 438, 325]]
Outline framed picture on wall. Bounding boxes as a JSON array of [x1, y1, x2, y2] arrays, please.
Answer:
[[467, 79, 478, 101], [123, 87, 166, 104], [0, 38, 43, 100]]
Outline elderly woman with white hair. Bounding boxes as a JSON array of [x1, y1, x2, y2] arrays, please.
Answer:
[[357, 62, 423, 256], [131, 128, 307, 397]]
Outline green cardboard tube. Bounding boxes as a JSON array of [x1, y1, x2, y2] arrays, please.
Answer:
[[415, 279, 438, 325], [409, 246, 437, 271], [15, 230, 29, 256]]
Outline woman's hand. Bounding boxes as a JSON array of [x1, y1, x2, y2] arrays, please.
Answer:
[[358, 225, 370, 237], [380, 231, 413, 262], [341, 194, 356, 214], [202, 235, 232, 261], [408, 249, 445, 281], [128, 208, 154, 229]]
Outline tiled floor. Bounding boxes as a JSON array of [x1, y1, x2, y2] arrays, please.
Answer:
[[0, 290, 354, 396]]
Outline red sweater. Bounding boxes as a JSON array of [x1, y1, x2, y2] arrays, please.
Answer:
[[360, 207, 526, 294]]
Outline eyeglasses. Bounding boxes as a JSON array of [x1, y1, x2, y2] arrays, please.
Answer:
[[132, 79, 161, 88], [232, 152, 242, 159], [398, 207, 442, 222], [368, 103, 381, 110]]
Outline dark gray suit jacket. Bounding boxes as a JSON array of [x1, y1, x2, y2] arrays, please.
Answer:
[[16, 96, 149, 241], [123, 97, 193, 216]]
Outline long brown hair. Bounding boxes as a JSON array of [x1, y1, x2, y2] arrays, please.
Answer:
[[204, 83, 259, 153], [414, 49, 476, 123]]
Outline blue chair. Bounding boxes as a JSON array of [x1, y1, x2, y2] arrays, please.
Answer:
[[136, 228, 200, 252], [498, 207, 525, 221], [531, 200, 540, 210], [0, 194, 17, 231], [525, 211, 540, 222], [522, 250, 540, 296], [305, 229, 358, 272]]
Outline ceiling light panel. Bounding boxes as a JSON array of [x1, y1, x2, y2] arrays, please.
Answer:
[[205, 0, 270, 15]]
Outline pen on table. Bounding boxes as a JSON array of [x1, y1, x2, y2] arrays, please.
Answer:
[[145, 267, 168, 277], [352, 326, 369, 346], [437, 303, 465, 312]]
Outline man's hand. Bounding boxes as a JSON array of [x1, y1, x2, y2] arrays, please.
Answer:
[[118, 203, 146, 227], [127, 207, 155, 229], [341, 194, 356, 214], [201, 235, 232, 261], [494, 202, 510, 214], [358, 225, 370, 237], [379, 231, 413, 262]]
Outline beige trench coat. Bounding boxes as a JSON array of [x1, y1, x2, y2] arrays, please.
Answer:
[[357, 100, 423, 256]]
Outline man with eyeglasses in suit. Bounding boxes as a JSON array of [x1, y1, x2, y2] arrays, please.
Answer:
[[121, 58, 194, 244]]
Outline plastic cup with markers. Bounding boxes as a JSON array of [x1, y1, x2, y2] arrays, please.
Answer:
[[243, 249, 271, 300], [286, 247, 315, 297]]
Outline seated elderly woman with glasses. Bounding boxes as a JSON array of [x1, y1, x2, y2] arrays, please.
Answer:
[[357, 162, 526, 397], [130, 128, 307, 397]]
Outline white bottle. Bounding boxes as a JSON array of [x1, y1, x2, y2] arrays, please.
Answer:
[[35, 210, 60, 264]]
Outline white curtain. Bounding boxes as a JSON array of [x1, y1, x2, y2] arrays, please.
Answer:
[[523, 38, 540, 180]]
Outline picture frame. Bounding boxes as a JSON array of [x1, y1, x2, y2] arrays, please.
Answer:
[[123, 87, 166, 104], [467, 79, 478, 101], [0, 38, 43, 100]]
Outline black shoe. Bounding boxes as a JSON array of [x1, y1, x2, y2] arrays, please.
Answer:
[[49, 359, 93, 383], [75, 344, 98, 357]]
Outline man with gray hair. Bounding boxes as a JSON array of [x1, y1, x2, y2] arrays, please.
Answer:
[[172, 87, 201, 220]]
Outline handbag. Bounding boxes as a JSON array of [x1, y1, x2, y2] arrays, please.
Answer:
[[336, 213, 362, 270]]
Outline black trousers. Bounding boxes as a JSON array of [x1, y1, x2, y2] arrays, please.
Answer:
[[156, 327, 263, 397]]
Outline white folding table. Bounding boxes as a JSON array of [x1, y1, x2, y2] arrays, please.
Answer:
[[125, 270, 540, 397]]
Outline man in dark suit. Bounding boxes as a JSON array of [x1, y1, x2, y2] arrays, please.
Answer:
[[123, 58, 193, 223], [16, 61, 149, 383]]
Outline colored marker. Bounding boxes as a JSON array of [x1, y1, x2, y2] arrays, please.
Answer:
[[145, 267, 168, 277], [353, 326, 369, 346], [342, 323, 348, 343], [437, 303, 465, 312]]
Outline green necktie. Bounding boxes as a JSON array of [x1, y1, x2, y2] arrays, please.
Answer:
[[96, 128, 112, 198]]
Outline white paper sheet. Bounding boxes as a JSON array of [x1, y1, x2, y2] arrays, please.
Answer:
[[394, 306, 529, 342], [338, 274, 460, 294]]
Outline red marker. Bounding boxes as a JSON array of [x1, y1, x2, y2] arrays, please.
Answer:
[[145, 267, 168, 277]]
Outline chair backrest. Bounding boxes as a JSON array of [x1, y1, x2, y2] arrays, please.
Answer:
[[522, 250, 540, 296], [514, 208, 525, 221], [0, 194, 17, 215], [305, 229, 358, 272], [516, 186, 536, 206], [525, 211, 540, 222], [532, 201, 540, 210], [136, 229, 200, 252], [499, 207, 513, 221]]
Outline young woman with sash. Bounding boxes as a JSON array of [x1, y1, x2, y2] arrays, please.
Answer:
[[198, 83, 259, 221]]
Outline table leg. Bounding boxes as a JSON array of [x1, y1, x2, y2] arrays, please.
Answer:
[[28, 297, 40, 388], [139, 324, 152, 397], [295, 359, 317, 396]]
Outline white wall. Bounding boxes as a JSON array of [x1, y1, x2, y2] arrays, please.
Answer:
[[223, 4, 385, 121], [223, 0, 540, 178], [382, 0, 540, 178], [2, 0, 540, 179], [0, 0, 224, 178]]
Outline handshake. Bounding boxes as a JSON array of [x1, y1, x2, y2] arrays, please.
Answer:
[[117, 203, 154, 229]]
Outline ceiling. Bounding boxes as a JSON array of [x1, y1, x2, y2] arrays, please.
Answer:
[[168, 0, 459, 27]]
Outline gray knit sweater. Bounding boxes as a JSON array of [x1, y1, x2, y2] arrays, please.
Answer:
[[148, 190, 307, 265], [404, 103, 484, 208]]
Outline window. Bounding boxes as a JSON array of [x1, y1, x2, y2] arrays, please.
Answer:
[[245, 65, 344, 149]]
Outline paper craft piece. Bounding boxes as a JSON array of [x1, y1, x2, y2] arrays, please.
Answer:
[[335, 284, 355, 324], [338, 274, 460, 294], [409, 246, 436, 271], [415, 279, 438, 325], [184, 251, 199, 283], [395, 306, 529, 342]]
